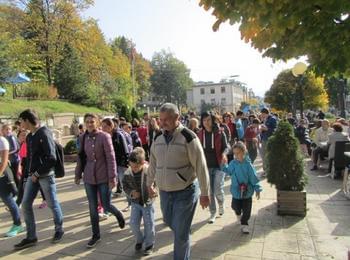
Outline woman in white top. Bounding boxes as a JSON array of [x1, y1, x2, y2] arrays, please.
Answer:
[[0, 134, 24, 237]]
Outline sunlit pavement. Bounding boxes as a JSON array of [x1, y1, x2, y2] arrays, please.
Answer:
[[1, 157, 349, 260]]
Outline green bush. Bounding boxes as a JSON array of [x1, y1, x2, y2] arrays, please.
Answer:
[[21, 82, 50, 99], [266, 121, 307, 191], [64, 139, 77, 155]]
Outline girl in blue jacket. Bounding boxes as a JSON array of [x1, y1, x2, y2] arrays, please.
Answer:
[[222, 141, 262, 234]]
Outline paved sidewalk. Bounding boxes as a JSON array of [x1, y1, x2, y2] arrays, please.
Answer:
[[0, 158, 349, 259]]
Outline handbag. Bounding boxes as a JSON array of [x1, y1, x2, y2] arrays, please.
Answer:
[[0, 166, 18, 196]]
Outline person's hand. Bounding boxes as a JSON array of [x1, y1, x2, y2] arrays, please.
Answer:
[[109, 181, 116, 190], [200, 195, 210, 209], [31, 175, 38, 183], [148, 185, 158, 198], [256, 192, 261, 200], [131, 190, 141, 199], [74, 177, 81, 185]]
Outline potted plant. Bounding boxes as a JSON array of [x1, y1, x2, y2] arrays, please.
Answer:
[[266, 121, 308, 216], [63, 139, 78, 162]]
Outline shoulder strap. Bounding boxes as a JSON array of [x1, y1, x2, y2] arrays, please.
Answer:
[[181, 128, 196, 143], [153, 131, 162, 142]]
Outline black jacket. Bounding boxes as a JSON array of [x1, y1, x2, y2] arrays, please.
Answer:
[[26, 126, 56, 177], [112, 129, 129, 167]]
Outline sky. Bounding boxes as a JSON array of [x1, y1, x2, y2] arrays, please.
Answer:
[[83, 0, 305, 97]]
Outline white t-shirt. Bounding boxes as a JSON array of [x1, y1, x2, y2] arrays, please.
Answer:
[[0, 136, 9, 164], [0, 136, 9, 151]]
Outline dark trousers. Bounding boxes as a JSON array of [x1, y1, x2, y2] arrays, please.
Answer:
[[85, 183, 124, 238], [142, 144, 149, 161], [246, 141, 258, 163], [9, 161, 19, 188], [312, 146, 328, 165], [231, 197, 252, 225]]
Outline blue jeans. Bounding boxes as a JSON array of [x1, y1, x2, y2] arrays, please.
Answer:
[[22, 175, 63, 240], [130, 202, 155, 247], [160, 181, 199, 260], [85, 182, 123, 238], [0, 181, 21, 226], [208, 168, 225, 215]]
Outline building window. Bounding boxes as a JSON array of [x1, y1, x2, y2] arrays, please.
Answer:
[[200, 99, 205, 104], [221, 86, 225, 93], [200, 88, 205, 95], [211, 98, 216, 105], [210, 88, 215, 94], [221, 98, 226, 105]]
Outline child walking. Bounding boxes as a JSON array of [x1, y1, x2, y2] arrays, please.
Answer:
[[122, 147, 156, 256], [222, 141, 262, 234]]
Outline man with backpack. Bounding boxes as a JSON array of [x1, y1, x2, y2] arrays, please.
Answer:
[[147, 103, 210, 260], [14, 109, 64, 250]]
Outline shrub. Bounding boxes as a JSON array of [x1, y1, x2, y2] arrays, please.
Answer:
[[64, 139, 77, 155], [266, 121, 307, 191]]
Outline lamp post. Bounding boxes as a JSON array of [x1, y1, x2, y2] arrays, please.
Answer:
[[292, 62, 307, 119]]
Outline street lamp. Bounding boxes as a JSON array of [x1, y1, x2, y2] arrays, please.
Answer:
[[292, 62, 307, 119]]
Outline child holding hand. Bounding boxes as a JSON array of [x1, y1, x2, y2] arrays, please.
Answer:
[[222, 141, 262, 234], [122, 147, 156, 256]]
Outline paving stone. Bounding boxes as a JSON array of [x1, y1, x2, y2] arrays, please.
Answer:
[[262, 250, 301, 260], [1, 160, 350, 259], [225, 241, 263, 258]]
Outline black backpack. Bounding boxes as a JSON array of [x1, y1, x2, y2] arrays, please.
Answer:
[[55, 142, 65, 178]]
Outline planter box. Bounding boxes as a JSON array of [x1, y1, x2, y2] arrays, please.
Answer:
[[277, 190, 306, 217], [64, 154, 77, 163]]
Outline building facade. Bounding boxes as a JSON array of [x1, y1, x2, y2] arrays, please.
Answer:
[[186, 81, 246, 113]]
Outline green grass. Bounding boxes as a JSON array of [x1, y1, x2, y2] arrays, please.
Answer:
[[0, 99, 108, 117]]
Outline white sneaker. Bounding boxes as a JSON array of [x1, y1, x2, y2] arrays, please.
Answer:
[[241, 225, 249, 234], [99, 213, 108, 221], [208, 214, 216, 224], [219, 205, 224, 216]]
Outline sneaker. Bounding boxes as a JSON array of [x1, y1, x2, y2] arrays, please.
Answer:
[[117, 214, 125, 229], [310, 166, 318, 171], [144, 244, 154, 256], [14, 238, 38, 250], [99, 213, 108, 221], [208, 214, 216, 224], [38, 200, 47, 209], [122, 206, 130, 212], [86, 236, 101, 248], [219, 205, 224, 216], [135, 243, 143, 252], [52, 231, 64, 243], [5, 225, 25, 237], [241, 225, 250, 234]]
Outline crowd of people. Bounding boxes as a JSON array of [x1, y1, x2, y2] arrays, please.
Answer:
[[2, 104, 346, 259]]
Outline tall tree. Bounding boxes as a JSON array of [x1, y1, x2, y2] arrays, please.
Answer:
[[16, 0, 93, 85], [54, 44, 88, 102], [151, 50, 193, 105], [199, 0, 350, 76], [0, 4, 41, 82], [265, 70, 328, 113], [110, 36, 153, 97]]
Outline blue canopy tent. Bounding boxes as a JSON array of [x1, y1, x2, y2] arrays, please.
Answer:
[[6, 73, 31, 98]]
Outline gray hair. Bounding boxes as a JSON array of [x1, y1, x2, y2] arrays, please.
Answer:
[[159, 103, 179, 116]]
